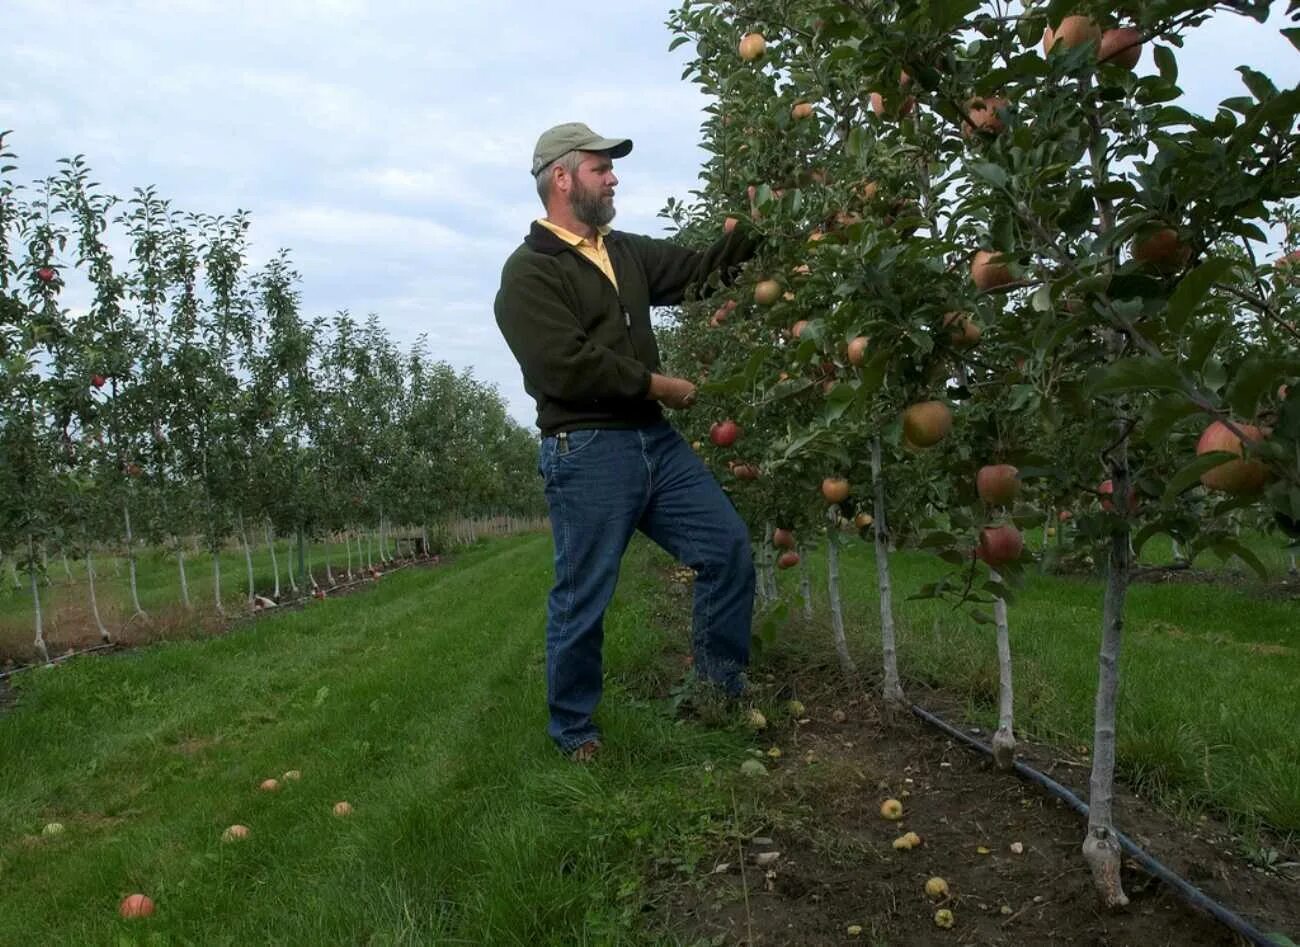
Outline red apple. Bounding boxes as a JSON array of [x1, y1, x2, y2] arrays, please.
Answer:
[[971, 249, 1014, 290], [730, 462, 761, 481], [36, 267, 56, 283], [91, 374, 106, 389], [723, 216, 739, 234], [739, 32, 766, 61], [773, 528, 796, 550], [822, 477, 850, 504], [902, 401, 953, 448], [709, 420, 740, 448], [963, 97, 1009, 137], [847, 335, 869, 366], [976, 464, 1020, 506], [1196, 420, 1269, 494], [1133, 228, 1191, 273], [1058, 509, 1073, 523], [119, 894, 155, 918], [1098, 479, 1138, 514], [978, 525, 1024, 567], [754, 279, 782, 305], [1098, 27, 1142, 69], [777, 551, 800, 569], [791, 319, 809, 339]]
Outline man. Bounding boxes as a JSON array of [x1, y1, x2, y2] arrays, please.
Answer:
[[494, 122, 759, 762]]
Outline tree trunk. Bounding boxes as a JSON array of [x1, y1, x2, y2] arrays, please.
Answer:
[[177, 547, 191, 610], [872, 438, 905, 705], [61, 550, 73, 582], [1082, 459, 1133, 909], [9, 556, 21, 590], [306, 540, 318, 590], [325, 556, 336, 586], [123, 501, 147, 618], [797, 543, 814, 619], [296, 528, 307, 588], [825, 509, 856, 676], [212, 549, 225, 616], [422, 524, 431, 558], [29, 535, 50, 664], [266, 523, 281, 600], [1290, 551, 1297, 576], [86, 551, 112, 644], [40, 542, 51, 586], [344, 531, 354, 579], [990, 568, 1015, 769], [366, 530, 374, 570], [239, 515, 255, 606]]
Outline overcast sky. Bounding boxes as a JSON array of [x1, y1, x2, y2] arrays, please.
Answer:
[[2, 1, 1296, 428]]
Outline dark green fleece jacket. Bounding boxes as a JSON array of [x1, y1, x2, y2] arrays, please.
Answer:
[[494, 221, 759, 436]]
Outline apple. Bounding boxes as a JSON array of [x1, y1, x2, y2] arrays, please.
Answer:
[[822, 477, 850, 504], [332, 801, 353, 817], [36, 267, 56, 283], [119, 893, 155, 918], [976, 464, 1020, 505], [739, 32, 766, 61], [977, 525, 1024, 567], [1099, 27, 1143, 69], [124, 462, 143, 478], [858, 180, 880, 203], [847, 335, 869, 366], [1044, 15, 1100, 53], [963, 96, 1009, 137], [709, 419, 740, 448], [1058, 509, 1073, 523], [791, 263, 811, 276], [723, 216, 739, 234], [259, 778, 280, 792], [943, 311, 981, 349], [869, 72, 916, 118], [754, 279, 782, 305], [1046, 526, 1057, 538], [777, 551, 800, 569], [791, 101, 815, 120], [1133, 228, 1191, 273], [283, 769, 302, 781], [222, 824, 250, 843], [879, 798, 904, 820], [971, 249, 1014, 290], [773, 528, 797, 550], [1098, 479, 1138, 514], [934, 909, 955, 929], [925, 877, 950, 899], [791, 319, 809, 339], [1196, 420, 1269, 494], [91, 374, 106, 389], [893, 831, 923, 851], [730, 462, 761, 481], [855, 512, 874, 530], [902, 401, 953, 448]]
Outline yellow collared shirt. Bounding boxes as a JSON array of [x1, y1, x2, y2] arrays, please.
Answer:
[[537, 218, 619, 292]]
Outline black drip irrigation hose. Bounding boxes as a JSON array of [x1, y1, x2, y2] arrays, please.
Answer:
[[909, 702, 1282, 947]]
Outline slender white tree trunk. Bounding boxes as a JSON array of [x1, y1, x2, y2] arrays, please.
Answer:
[[872, 438, 905, 704], [1082, 459, 1132, 909], [306, 541, 319, 590], [325, 557, 336, 586], [344, 531, 354, 579], [1290, 551, 1297, 575], [239, 515, 255, 606], [366, 531, 374, 570], [212, 549, 226, 616], [825, 510, 856, 676], [123, 501, 146, 618], [797, 543, 814, 619], [86, 551, 111, 643], [61, 550, 73, 582], [177, 546, 191, 610], [265, 523, 281, 599], [1171, 538, 1186, 563], [40, 542, 51, 586], [9, 556, 21, 590], [285, 535, 299, 593], [990, 568, 1015, 769], [29, 535, 50, 664]]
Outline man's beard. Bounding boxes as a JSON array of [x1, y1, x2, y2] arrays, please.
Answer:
[[571, 178, 616, 229]]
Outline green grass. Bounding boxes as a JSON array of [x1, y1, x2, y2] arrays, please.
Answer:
[[0, 534, 755, 944], [786, 532, 1300, 837], [2, 526, 1296, 943]]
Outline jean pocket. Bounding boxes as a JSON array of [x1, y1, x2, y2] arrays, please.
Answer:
[[558, 428, 602, 459]]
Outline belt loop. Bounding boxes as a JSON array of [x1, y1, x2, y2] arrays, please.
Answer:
[[557, 431, 569, 455]]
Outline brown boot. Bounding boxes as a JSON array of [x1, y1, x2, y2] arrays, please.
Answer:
[[569, 739, 601, 763]]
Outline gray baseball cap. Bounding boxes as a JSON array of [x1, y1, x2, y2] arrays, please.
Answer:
[[531, 122, 633, 176]]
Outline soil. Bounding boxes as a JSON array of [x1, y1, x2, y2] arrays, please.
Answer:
[[643, 569, 1300, 947]]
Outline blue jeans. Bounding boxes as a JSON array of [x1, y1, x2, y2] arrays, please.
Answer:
[[537, 420, 755, 752]]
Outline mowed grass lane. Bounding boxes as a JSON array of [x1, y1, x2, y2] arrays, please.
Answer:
[[0, 534, 748, 945]]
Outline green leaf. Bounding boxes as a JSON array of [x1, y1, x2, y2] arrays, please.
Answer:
[[1162, 452, 1236, 503], [1283, 29, 1300, 54], [1214, 538, 1268, 580], [1087, 358, 1186, 397], [1225, 356, 1300, 419], [1166, 258, 1237, 333], [1143, 394, 1199, 444], [971, 162, 1009, 189], [1153, 46, 1178, 83]]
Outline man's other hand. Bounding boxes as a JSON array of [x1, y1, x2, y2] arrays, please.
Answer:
[[648, 373, 698, 410]]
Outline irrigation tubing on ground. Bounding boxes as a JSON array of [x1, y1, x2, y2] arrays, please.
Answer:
[[909, 702, 1280, 947]]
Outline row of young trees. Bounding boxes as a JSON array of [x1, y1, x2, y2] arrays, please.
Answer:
[[661, 0, 1298, 908], [0, 135, 544, 662]]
